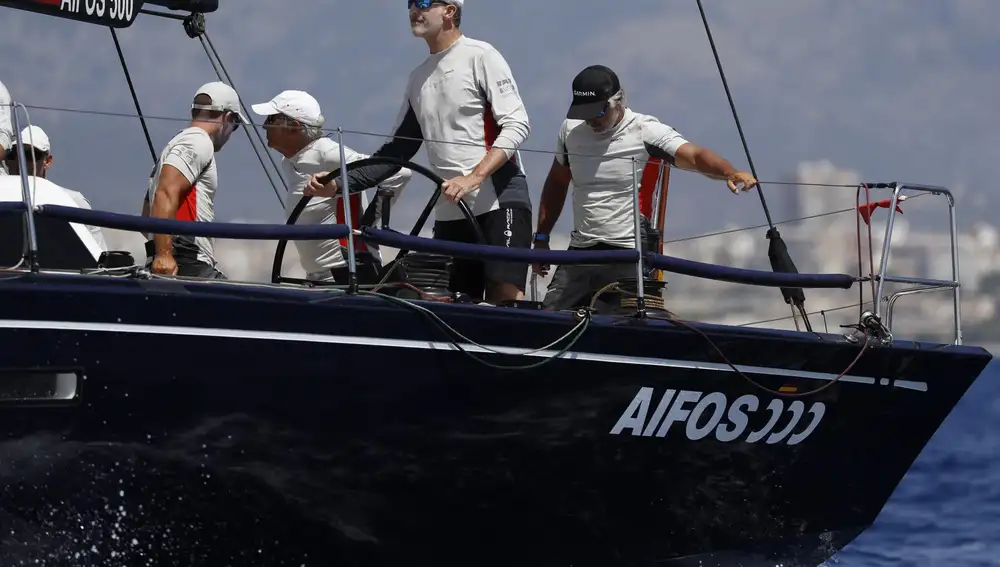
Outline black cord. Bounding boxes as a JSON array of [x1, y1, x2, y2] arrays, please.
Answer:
[[109, 27, 156, 163], [356, 289, 593, 371], [694, 0, 773, 228], [195, 34, 286, 207]]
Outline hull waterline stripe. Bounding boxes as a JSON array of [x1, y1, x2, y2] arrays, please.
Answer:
[[0, 319, 926, 392]]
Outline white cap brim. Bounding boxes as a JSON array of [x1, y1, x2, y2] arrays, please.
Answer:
[[251, 102, 281, 117]]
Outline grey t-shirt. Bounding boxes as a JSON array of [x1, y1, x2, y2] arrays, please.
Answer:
[[556, 108, 689, 248], [146, 126, 218, 265]]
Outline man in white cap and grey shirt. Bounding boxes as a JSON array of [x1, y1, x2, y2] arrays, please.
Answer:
[[3, 124, 108, 251], [0, 79, 13, 176], [253, 89, 412, 285], [144, 81, 247, 279]]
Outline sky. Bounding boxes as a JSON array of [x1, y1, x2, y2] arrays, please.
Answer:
[[1, 0, 998, 282]]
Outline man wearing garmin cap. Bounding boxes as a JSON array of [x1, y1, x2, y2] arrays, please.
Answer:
[[145, 81, 246, 279], [0, 79, 12, 176], [533, 65, 757, 311], [304, 0, 535, 305], [252, 89, 412, 285]]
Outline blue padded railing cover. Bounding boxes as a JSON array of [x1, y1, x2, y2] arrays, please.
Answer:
[[362, 228, 640, 265], [38, 205, 351, 240], [0, 202, 27, 214], [4, 204, 857, 289], [644, 253, 855, 289]]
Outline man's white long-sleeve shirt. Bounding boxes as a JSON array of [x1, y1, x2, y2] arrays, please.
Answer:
[[345, 35, 532, 221]]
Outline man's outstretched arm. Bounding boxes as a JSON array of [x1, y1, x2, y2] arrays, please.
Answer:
[[642, 119, 756, 193], [306, 95, 423, 197]]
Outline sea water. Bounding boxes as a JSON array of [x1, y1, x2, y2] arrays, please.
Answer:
[[829, 358, 1000, 566]]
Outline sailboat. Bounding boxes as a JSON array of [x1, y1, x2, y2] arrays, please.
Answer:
[[0, 1, 991, 566]]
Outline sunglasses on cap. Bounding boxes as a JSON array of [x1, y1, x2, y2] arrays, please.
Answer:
[[407, 0, 451, 8]]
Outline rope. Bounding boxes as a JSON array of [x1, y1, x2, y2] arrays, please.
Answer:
[[356, 289, 592, 371], [587, 280, 870, 398]]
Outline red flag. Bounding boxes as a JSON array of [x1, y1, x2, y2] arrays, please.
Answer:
[[858, 196, 906, 226]]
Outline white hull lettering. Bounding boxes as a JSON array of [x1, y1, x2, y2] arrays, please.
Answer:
[[609, 387, 826, 445]]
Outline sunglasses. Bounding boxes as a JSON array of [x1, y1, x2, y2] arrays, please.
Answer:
[[264, 114, 295, 126], [407, 0, 450, 8]]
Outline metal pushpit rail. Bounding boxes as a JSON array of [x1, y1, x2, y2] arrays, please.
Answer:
[[871, 182, 962, 345]]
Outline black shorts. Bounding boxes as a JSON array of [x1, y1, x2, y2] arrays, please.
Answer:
[[433, 206, 532, 301]]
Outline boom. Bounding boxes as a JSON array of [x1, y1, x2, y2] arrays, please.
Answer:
[[0, 0, 217, 27]]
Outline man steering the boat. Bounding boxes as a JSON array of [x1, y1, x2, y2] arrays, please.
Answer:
[[303, 0, 534, 306], [0, 79, 12, 176], [533, 65, 757, 311], [144, 82, 246, 279], [252, 89, 412, 285]]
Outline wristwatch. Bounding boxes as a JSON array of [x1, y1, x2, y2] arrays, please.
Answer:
[[533, 232, 549, 243]]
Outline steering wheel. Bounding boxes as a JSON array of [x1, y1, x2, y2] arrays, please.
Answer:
[[270, 156, 487, 285]]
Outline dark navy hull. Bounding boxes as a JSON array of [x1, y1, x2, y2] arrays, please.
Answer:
[[0, 273, 991, 566]]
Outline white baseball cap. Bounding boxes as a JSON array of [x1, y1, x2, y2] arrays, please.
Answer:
[[446, 0, 463, 6], [16, 125, 50, 152], [192, 81, 249, 124], [251, 90, 325, 128]]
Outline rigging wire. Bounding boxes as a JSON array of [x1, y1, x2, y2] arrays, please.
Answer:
[[695, 0, 773, 227], [694, 0, 814, 333], [194, 33, 287, 206], [666, 192, 929, 245], [108, 27, 157, 163], [11, 101, 906, 248], [12, 103, 877, 187], [198, 30, 289, 205], [738, 301, 871, 328]]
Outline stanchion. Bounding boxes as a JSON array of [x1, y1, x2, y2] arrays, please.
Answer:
[[631, 157, 646, 318], [337, 127, 358, 293], [10, 101, 40, 272]]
